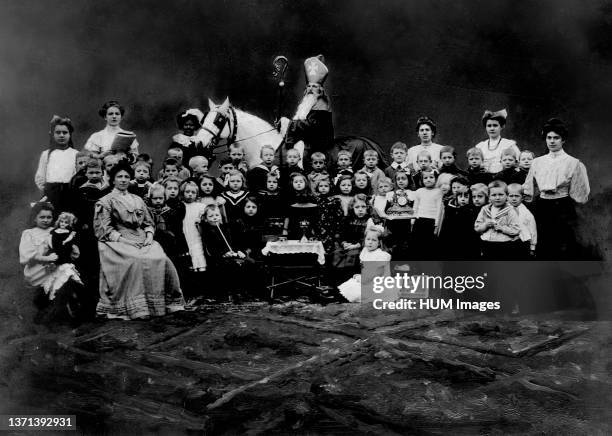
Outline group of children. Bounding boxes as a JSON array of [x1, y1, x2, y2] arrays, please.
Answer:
[[30, 131, 540, 304]]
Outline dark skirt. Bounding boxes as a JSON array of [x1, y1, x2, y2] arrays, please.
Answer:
[[535, 197, 578, 260], [411, 218, 437, 260], [44, 182, 73, 213]]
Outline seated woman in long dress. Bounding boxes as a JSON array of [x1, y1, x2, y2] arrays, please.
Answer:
[[94, 162, 184, 319]]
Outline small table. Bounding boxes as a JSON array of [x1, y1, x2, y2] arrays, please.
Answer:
[[261, 240, 326, 265]]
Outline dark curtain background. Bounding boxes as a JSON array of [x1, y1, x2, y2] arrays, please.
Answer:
[[1, 0, 611, 272]]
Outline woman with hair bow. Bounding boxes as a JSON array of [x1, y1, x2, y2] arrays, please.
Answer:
[[170, 108, 213, 165], [35, 115, 80, 213], [523, 118, 590, 259], [474, 109, 520, 173]]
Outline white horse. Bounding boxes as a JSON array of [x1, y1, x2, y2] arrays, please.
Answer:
[[197, 98, 304, 168]]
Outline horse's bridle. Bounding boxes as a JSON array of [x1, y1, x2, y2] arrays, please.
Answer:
[[201, 106, 238, 150]]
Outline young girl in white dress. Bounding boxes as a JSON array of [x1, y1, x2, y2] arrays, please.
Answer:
[[181, 181, 207, 272], [338, 225, 391, 303]]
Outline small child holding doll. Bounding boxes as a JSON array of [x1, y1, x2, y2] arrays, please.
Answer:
[[474, 180, 521, 259], [50, 212, 79, 266]]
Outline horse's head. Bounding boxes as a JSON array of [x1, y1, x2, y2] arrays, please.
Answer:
[[198, 97, 234, 149]]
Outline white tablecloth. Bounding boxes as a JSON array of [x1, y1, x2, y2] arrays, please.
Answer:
[[261, 240, 326, 265]]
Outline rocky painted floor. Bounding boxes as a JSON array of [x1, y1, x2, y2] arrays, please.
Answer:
[[1, 302, 611, 435]]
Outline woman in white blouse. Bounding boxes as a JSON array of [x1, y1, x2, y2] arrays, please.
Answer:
[[523, 118, 590, 259], [407, 116, 444, 171], [34, 116, 79, 212], [474, 109, 520, 173], [83, 100, 139, 160]]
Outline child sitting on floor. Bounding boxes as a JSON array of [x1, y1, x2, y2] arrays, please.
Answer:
[[338, 225, 391, 303]]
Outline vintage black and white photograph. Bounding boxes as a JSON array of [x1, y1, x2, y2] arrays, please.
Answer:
[[1, 0, 611, 434]]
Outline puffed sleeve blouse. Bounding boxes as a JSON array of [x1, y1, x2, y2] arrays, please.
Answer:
[[523, 149, 589, 203]]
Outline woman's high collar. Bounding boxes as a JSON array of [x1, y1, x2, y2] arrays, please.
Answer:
[[105, 125, 121, 134]]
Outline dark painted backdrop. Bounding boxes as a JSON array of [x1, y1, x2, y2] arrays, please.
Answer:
[[1, 0, 611, 268]]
